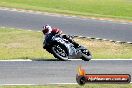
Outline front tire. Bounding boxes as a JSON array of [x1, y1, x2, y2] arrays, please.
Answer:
[[51, 43, 69, 61], [81, 49, 92, 61]]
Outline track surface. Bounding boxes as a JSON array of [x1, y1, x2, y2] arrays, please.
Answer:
[[0, 9, 132, 42], [0, 60, 132, 84]]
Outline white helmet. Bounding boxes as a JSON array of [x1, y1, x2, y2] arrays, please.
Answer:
[[42, 24, 52, 34]]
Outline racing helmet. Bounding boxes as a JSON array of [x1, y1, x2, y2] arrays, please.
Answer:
[[42, 24, 52, 34]]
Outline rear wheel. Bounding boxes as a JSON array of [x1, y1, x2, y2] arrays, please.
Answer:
[[52, 44, 69, 61], [81, 49, 92, 61]]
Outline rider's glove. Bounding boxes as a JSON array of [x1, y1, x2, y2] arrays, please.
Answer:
[[43, 45, 47, 49]]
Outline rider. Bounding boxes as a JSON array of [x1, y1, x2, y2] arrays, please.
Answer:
[[42, 24, 80, 49]]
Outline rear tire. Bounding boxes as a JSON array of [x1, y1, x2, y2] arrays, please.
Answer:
[[51, 43, 69, 61]]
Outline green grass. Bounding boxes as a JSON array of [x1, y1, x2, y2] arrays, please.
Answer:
[[0, 27, 132, 60], [75, 38, 132, 59], [0, 0, 132, 20], [0, 27, 54, 60], [1, 84, 132, 88]]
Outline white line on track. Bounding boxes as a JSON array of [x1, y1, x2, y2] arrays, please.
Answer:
[[49, 83, 77, 85], [0, 26, 6, 28], [92, 59, 132, 60], [0, 59, 32, 62], [1, 82, 131, 85], [69, 59, 132, 61], [121, 22, 129, 24], [0, 84, 37, 86], [50, 82, 132, 84], [27, 30, 32, 31], [37, 31, 41, 32], [127, 42, 132, 44], [0, 59, 132, 62]]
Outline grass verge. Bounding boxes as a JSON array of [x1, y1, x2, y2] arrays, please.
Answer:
[[0, 27, 132, 60], [0, 0, 132, 20], [0, 27, 54, 60], [1, 84, 132, 88]]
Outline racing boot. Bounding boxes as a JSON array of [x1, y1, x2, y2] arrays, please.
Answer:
[[62, 34, 80, 48], [72, 41, 81, 48]]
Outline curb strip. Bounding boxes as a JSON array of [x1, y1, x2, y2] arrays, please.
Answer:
[[73, 36, 132, 44], [0, 26, 132, 44]]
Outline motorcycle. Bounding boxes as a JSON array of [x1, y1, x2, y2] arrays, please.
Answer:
[[43, 34, 92, 61]]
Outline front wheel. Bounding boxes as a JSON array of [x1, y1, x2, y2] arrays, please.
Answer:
[[51, 44, 69, 61], [81, 49, 92, 61]]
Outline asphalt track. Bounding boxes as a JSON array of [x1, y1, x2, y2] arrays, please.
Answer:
[[0, 9, 132, 42], [0, 60, 132, 85]]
